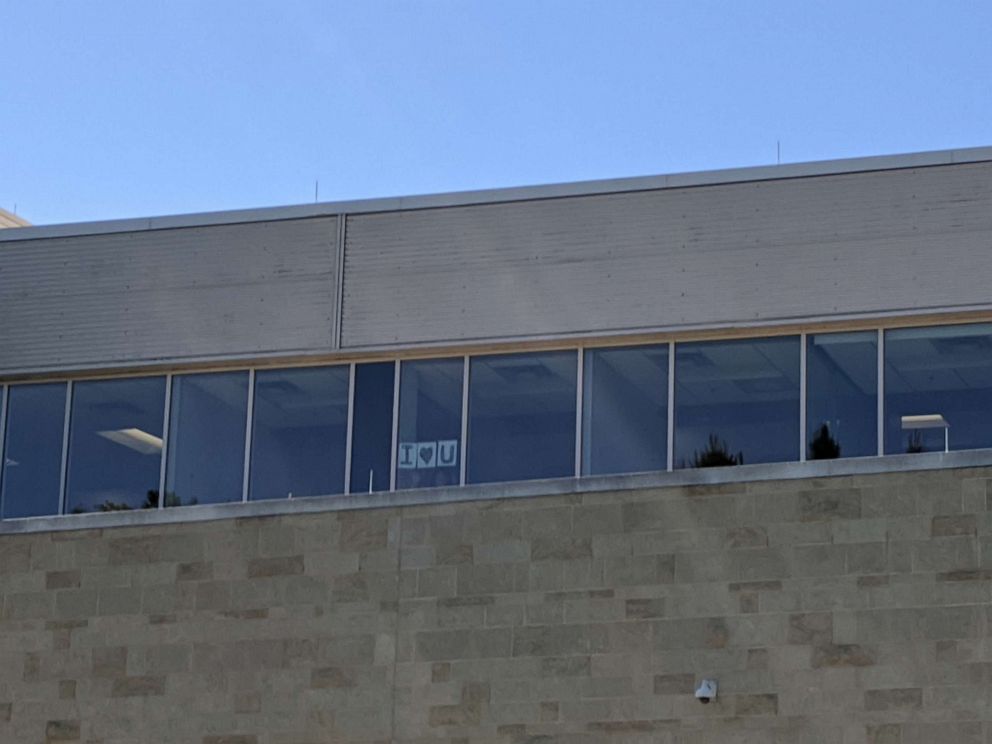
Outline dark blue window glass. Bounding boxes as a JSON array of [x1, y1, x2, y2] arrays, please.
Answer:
[[2, 383, 67, 518], [675, 337, 800, 468], [396, 358, 463, 490], [885, 324, 992, 454], [806, 332, 877, 459], [582, 345, 668, 475], [166, 372, 248, 506], [66, 377, 166, 513], [468, 351, 577, 484], [250, 366, 349, 500], [350, 362, 395, 494]]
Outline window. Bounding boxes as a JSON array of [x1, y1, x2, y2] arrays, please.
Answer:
[[396, 358, 463, 490], [66, 377, 166, 513], [249, 366, 349, 500], [1, 383, 67, 518], [350, 362, 395, 494], [166, 372, 249, 506], [675, 337, 799, 467], [468, 351, 577, 484], [885, 323, 992, 454], [582, 345, 668, 475], [806, 332, 877, 459]]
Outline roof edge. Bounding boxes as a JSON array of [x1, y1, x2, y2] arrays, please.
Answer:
[[3, 145, 992, 243], [0, 207, 31, 229]]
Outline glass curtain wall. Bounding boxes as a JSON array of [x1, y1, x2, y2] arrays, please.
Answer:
[[350, 362, 395, 494], [582, 345, 668, 475], [249, 366, 350, 500], [1, 383, 67, 518], [806, 332, 877, 459], [885, 324, 992, 454], [675, 337, 800, 467], [19, 320, 992, 524], [396, 358, 463, 490], [65, 377, 166, 513], [166, 372, 249, 506], [468, 351, 577, 484]]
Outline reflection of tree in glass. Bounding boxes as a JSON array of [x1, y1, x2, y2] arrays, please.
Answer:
[[808, 424, 841, 460], [688, 434, 743, 468], [71, 490, 191, 513], [94, 490, 160, 512], [906, 431, 924, 454]]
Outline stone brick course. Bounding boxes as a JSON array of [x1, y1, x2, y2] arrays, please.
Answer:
[[1, 466, 991, 742]]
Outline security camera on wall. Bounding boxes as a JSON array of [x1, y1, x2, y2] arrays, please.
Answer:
[[695, 679, 717, 704]]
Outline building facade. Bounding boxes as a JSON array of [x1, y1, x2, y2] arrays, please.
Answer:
[[0, 208, 30, 229], [0, 148, 991, 742]]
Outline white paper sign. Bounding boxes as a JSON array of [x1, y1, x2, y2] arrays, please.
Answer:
[[416, 441, 437, 468], [398, 439, 459, 469], [397, 442, 417, 469]]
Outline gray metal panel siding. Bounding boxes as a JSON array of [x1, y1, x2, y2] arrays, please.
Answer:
[[340, 162, 992, 348], [0, 218, 338, 374]]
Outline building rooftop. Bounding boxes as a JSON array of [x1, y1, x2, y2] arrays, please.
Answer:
[[0, 207, 30, 229], [2, 145, 991, 241]]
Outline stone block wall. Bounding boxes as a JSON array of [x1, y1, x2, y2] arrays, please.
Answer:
[[1, 466, 991, 743]]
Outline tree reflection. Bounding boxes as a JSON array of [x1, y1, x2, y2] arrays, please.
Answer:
[[808, 424, 841, 460], [687, 434, 743, 468], [70, 489, 191, 513]]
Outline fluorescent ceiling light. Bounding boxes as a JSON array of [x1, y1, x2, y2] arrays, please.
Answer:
[[97, 428, 163, 454], [900, 414, 949, 430]]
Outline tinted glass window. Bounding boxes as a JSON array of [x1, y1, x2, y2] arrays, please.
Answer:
[[675, 337, 799, 468], [582, 345, 668, 475], [350, 362, 395, 494], [166, 372, 248, 506], [66, 377, 165, 513], [250, 366, 349, 500], [468, 351, 577, 484], [396, 358, 463, 490], [807, 332, 877, 459], [885, 324, 992, 454], [2, 383, 66, 518]]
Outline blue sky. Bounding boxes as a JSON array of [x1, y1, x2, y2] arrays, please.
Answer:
[[2, 1, 990, 225]]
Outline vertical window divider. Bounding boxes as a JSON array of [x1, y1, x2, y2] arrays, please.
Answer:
[[344, 363, 356, 494], [877, 329, 885, 456], [158, 375, 172, 509], [799, 333, 808, 463], [574, 349, 583, 478], [332, 215, 348, 350], [0, 385, 8, 510], [389, 360, 401, 491], [666, 342, 675, 472], [58, 381, 73, 515], [241, 369, 255, 503], [459, 355, 470, 486]]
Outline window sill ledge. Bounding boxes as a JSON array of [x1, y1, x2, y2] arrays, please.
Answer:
[[3, 449, 991, 536]]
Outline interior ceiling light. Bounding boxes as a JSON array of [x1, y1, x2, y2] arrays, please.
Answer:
[[97, 428, 163, 455]]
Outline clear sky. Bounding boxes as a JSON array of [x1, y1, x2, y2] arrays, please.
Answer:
[[2, 1, 990, 225]]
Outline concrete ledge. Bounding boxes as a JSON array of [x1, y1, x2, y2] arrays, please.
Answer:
[[3, 449, 991, 535]]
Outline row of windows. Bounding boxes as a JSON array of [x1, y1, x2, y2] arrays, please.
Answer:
[[0, 322, 989, 519]]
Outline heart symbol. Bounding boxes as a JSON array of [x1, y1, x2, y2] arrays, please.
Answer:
[[419, 446, 433, 464]]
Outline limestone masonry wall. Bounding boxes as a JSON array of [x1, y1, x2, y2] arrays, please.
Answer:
[[1, 467, 991, 743]]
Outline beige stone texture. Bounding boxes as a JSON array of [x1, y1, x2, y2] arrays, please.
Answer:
[[1, 466, 991, 742]]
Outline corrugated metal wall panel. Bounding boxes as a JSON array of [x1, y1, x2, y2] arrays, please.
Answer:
[[0, 218, 337, 374], [340, 162, 992, 348]]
